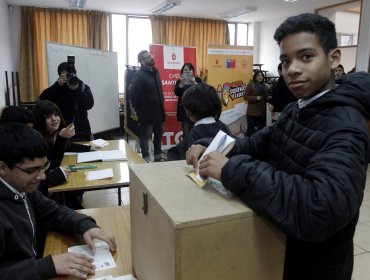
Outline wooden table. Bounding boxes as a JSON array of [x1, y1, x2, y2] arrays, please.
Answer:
[[44, 206, 132, 279], [49, 140, 145, 205]]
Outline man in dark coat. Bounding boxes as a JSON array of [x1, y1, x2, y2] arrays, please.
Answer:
[[186, 13, 370, 280], [129, 50, 166, 162]]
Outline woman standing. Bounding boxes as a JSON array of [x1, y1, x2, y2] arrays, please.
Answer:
[[244, 70, 270, 136], [174, 63, 203, 138]]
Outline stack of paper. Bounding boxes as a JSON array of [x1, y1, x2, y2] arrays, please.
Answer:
[[77, 150, 126, 163], [90, 139, 109, 147], [93, 275, 137, 280], [86, 169, 114, 181]]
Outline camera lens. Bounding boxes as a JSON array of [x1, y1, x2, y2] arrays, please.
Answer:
[[67, 73, 79, 86]]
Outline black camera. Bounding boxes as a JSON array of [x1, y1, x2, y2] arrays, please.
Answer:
[[67, 55, 79, 86]]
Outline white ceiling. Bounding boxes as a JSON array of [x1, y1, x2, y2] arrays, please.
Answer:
[[6, 0, 357, 23]]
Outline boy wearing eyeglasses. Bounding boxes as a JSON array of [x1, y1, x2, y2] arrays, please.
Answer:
[[0, 123, 117, 279]]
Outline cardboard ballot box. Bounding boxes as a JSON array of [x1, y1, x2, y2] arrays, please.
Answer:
[[129, 161, 285, 280]]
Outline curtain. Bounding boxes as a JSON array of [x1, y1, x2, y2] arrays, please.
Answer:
[[150, 16, 229, 81], [19, 7, 108, 101]]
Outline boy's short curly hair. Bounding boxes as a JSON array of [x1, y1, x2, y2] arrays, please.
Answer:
[[274, 13, 337, 54]]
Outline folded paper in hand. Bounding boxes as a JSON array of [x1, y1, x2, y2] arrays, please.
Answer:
[[68, 240, 116, 271], [77, 150, 126, 163], [188, 130, 235, 188]]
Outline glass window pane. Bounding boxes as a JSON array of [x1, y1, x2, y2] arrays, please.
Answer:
[[236, 23, 247, 46], [228, 23, 235, 45], [248, 22, 254, 46], [111, 14, 127, 93], [128, 17, 152, 66]]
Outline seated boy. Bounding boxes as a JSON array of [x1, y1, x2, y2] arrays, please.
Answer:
[[167, 83, 230, 161], [0, 123, 117, 279], [186, 13, 370, 280]]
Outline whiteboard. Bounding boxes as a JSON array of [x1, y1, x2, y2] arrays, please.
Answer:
[[46, 42, 120, 134]]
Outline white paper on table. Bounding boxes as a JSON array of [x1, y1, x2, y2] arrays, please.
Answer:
[[77, 150, 126, 163], [92, 276, 113, 280], [113, 275, 137, 280], [90, 139, 109, 147], [68, 241, 116, 271], [64, 152, 77, 155], [86, 169, 114, 180]]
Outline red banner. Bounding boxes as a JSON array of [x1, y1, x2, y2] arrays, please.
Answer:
[[150, 44, 197, 148]]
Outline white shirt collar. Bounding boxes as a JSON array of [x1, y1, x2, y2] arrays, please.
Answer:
[[298, 85, 338, 109], [0, 177, 26, 199], [194, 117, 216, 126]]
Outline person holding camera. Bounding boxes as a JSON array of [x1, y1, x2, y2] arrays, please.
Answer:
[[40, 59, 94, 141], [174, 63, 203, 138]]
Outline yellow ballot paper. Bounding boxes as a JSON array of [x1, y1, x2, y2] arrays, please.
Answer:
[[188, 130, 235, 188]]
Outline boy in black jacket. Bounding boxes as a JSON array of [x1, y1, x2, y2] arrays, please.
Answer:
[[0, 123, 116, 279], [167, 83, 230, 161], [186, 13, 370, 280]]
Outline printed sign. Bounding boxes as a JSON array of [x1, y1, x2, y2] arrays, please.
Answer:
[[207, 45, 254, 137]]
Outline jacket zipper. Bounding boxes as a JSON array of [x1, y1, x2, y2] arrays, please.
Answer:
[[23, 196, 36, 257]]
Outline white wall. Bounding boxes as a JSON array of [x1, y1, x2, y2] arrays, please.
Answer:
[[336, 11, 359, 35], [255, 18, 283, 76], [256, 12, 361, 77], [0, 2, 14, 108], [9, 6, 21, 71]]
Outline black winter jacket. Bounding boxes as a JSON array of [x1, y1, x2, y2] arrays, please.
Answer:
[[220, 72, 370, 280], [129, 67, 166, 126]]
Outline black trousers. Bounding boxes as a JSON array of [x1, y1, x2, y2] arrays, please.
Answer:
[[245, 115, 266, 137]]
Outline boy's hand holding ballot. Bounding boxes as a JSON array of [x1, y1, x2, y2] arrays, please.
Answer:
[[187, 130, 235, 187]]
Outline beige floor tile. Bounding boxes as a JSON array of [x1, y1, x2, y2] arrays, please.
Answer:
[[363, 221, 370, 227], [83, 188, 130, 208], [352, 252, 370, 280], [354, 223, 370, 251], [354, 245, 367, 256], [358, 204, 370, 223], [362, 190, 370, 202], [83, 189, 120, 208], [361, 199, 370, 208]]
